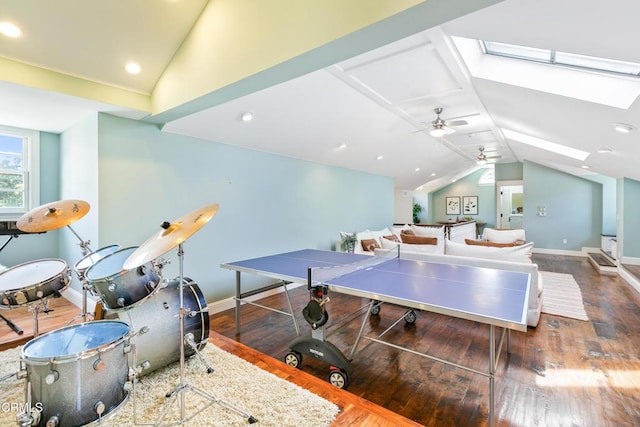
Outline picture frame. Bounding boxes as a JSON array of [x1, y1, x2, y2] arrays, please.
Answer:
[[445, 196, 460, 215], [463, 196, 478, 215]]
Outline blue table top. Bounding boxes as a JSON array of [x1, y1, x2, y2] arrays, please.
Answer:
[[221, 249, 530, 331]]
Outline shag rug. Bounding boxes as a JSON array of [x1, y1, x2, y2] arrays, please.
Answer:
[[0, 343, 339, 426], [540, 271, 589, 321]]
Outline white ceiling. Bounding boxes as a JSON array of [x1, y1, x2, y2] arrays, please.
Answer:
[[1, 0, 639, 191]]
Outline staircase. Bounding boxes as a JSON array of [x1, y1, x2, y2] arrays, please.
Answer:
[[587, 250, 617, 275]]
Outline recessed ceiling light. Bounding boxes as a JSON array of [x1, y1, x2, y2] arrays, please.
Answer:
[[376, 155, 383, 160], [415, 167, 420, 172], [581, 165, 590, 169], [430, 172, 436, 177], [614, 123, 634, 133], [337, 143, 347, 150], [240, 112, 253, 122], [0, 22, 21, 38], [125, 62, 141, 74], [597, 148, 612, 153]]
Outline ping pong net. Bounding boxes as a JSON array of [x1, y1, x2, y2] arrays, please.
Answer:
[[307, 247, 399, 289]]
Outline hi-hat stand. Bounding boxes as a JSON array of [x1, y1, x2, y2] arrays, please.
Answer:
[[148, 243, 257, 425]]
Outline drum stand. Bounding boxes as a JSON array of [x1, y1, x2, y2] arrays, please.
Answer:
[[149, 243, 257, 425], [65, 225, 94, 325], [28, 298, 52, 338]]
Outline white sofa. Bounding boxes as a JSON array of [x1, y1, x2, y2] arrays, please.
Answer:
[[340, 225, 446, 256], [375, 239, 542, 327]]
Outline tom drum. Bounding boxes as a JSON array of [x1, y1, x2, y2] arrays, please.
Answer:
[[85, 247, 160, 310]]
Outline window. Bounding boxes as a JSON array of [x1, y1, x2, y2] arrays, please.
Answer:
[[0, 125, 39, 220], [482, 40, 640, 77]]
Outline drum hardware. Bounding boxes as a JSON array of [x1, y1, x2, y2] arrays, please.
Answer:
[[123, 204, 257, 425], [0, 312, 23, 335], [184, 332, 214, 374]]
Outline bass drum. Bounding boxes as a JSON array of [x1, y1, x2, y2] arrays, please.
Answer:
[[99, 278, 209, 376], [21, 320, 131, 427]]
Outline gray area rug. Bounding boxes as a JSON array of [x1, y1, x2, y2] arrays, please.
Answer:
[[0, 343, 339, 426], [540, 271, 589, 321]]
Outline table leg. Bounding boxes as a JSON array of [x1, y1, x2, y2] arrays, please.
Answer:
[[235, 271, 241, 334], [489, 325, 495, 427]]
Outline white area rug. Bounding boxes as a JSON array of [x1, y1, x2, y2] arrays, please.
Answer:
[[0, 343, 339, 427], [540, 271, 589, 321]]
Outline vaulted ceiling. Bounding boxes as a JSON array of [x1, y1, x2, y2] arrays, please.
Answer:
[[1, 0, 638, 192]]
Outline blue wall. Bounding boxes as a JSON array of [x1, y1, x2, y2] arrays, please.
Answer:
[[523, 161, 602, 250], [0, 132, 60, 267], [94, 114, 393, 302], [620, 178, 640, 258], [431, 169, 496, 227]]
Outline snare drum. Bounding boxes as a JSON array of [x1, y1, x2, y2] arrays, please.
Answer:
[[0, 259, 70, 308], [99, 278, 209, 376], [73, 245, 121, 281], [21, 320, 131, 427], [85, 247, 160, 310]]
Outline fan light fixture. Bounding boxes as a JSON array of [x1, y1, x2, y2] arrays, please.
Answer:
[[430, 127, 447, 138], [614, 123, 634, 133]]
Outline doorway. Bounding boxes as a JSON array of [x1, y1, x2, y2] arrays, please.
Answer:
[[496, 180, 523, 229]]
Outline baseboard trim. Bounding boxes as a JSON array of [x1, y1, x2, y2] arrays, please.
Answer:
[[621, 256, 640, 266], [619, 267, 640, 296], [208, 282, 304, 314], [61, 286, 98, 311], [533, 248, 587, 257]]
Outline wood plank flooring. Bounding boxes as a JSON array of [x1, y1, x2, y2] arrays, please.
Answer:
[[2, 254, 640, 426], [210, 254, 640, 426]]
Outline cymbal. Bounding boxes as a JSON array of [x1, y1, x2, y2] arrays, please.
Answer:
[[16, 199, 90, 233], [123, 203, 219, 270]]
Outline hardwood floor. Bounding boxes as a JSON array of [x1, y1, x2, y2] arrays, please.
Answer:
[[2, 254, 639, 426], [210, 254, 640, 427]]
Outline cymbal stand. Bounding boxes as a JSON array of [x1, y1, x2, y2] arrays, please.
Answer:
[[152, 243, 257, 425], [65, 224, 93, 325]]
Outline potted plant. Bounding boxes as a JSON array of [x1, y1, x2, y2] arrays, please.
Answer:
[[340, 232, 357, 253], [413, 202, 423, 224]]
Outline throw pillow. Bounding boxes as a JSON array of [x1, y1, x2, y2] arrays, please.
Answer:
[[446, 239, 534, 261], [465, 239, 515, 248], [401, 234, 438, 245], [360, 238, 380, 252], [383, 234, 399, 242]]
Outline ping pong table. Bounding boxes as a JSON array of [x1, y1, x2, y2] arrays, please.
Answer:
[[221, 249, 531, 426]]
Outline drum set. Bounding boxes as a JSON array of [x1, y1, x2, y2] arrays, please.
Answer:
[[0, 200, 256, 426]]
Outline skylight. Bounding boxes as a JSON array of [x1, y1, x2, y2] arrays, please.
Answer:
[[501, 128, 590, 161], [483, 41, 640, 77]]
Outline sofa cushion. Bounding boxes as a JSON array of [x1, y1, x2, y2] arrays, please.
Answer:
[[378, 239, 445, 254], [465, 239, 516, 248], [446, 239, 533, 262], [483, 228, 526, 244], [401, 234, 438, 245], [411, 225, 445, 239], [383, 234, 399, 242]]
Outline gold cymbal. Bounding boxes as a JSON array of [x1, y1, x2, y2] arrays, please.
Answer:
[[123, 203, 219, 270], [16, 199, 90, 233]]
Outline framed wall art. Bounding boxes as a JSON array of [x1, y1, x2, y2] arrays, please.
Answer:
[[463, 196, 478, 215], [445, 196, 460, 215]]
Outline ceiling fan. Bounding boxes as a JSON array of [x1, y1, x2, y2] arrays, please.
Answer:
[[476, 146, 502, 165], [429, 107, 471, 138]]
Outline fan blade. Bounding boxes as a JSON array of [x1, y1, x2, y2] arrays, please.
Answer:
[[445, 119, 468, 127]]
